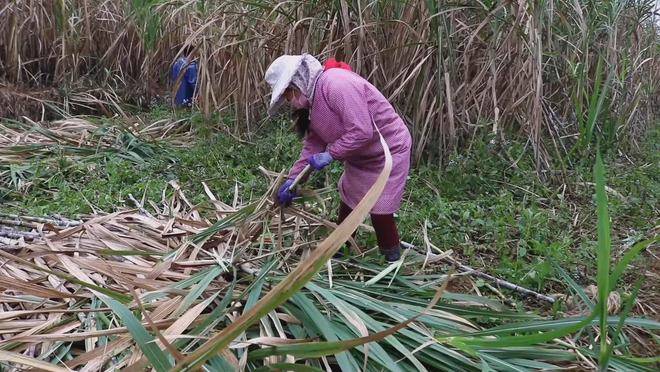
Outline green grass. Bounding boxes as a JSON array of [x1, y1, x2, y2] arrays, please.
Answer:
[[3, 112, 658, 295]]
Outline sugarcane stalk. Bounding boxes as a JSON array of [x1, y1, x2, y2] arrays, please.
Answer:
[[0, 227, 40, 240], [0, 218, 45, 230], [0, 212, 81, 227], [128, 193, 155, 218], [401, 241, 556, 303]]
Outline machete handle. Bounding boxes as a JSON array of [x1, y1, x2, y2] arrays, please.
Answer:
[[287, 164, 312, 192]]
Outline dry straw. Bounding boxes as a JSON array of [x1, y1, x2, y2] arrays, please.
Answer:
[[2, 1, 658, 169]]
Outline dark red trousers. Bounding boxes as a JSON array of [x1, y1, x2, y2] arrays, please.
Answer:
[[337, 201, 400, 253]]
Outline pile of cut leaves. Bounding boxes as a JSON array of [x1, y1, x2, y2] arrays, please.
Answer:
[[1, 173, 658, 371], [0, 116, 186, 197], [1, 117, 657, 371]]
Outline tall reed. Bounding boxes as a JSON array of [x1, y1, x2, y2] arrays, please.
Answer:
[[1, 0, 658, 169]]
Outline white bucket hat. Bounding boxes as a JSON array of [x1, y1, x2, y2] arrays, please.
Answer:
[[264, 54, 323, 116]]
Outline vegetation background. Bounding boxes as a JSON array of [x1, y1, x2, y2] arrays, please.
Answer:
[[0, 0, 658, 371]]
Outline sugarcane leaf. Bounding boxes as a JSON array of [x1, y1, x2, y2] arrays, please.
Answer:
[[205, 355, 236, 372], [191, 202, 260, 244], [609, 238, 655, 292], [172, 131, 393, 371], [0, 249, 132, 303], [172, 266, 223, 318], [244, 259, 276, 313], [364, 259, 403, 286], [499, 358, 560, 370], [579, 348, 656, 372], [594, 151, 611, 364], [0, 350, 68, 371], [177, 277, 237, 352], [601, 279, 643, 371], [288, 292, 359, 371], [478, 353, 530, 372], [252, 363, 325, 372], [441, 314, 659, 342], [251, 282, 447, 371], [97, 295, 173, 372], [441, 310, 599, 348], [553, 262, 594, 309], [479, 347, 576, 362]]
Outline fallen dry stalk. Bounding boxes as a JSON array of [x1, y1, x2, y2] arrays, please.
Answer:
[[401, 241, 556, 303]]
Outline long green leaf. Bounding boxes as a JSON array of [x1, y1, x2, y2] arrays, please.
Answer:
[[451, 316, 660, 338], [288, 293, 359, 371], [585, 57, 605, 144], [244, 260, 276, 313], [252, 363, 325, 372], [553, 262, 594, 309], [440, 311, 599, 349], [609, 238, 656, 292], [478, 353, 530, 372], [178, 278, 237, 352], [191, 202, 259, 244], [173, 266, 222, 318], [594, 151, 611, 367], [142, 267, 220, 303], [250, 284, 446, 368], [330, 280, 533, 320], [579, 348, 656, 372], [480, 347, 576, 362], [98, 295, 172, 372], [601, 279, 643, 371], [364, 259, 402, 286], [205, 356, 236, 372], [502, 358, 562, 370], [306, 282, 409, 368]]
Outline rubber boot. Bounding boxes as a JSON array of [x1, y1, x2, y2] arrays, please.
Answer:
[[381, 245, 401, 262]]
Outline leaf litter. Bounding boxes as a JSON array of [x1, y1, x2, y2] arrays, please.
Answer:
[[0, 119, 658, 371]]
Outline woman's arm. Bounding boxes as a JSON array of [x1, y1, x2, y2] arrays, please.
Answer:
[[288, 131, 327, 179]]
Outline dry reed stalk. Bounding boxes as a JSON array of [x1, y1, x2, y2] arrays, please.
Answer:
[[1, 1, 657, 169]]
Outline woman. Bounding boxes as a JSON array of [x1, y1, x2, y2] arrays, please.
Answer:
[[265, 54, 412, 262]]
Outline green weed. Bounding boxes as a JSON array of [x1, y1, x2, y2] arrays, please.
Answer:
[[4, 120, 658, 295]]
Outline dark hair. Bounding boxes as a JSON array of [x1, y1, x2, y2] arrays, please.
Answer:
[[292, 108, 310, 137], [182, 45, 194, 56]]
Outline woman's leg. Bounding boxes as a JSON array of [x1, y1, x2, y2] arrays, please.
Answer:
[[334, 201, 354, 257], [337, 201, 402, 262], [337, 200, 353, 224], [370, 214, 401, 262]]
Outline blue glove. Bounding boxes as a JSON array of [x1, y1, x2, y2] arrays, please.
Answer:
[[308, 152, 333, 170], [277, 179, 297, 206]]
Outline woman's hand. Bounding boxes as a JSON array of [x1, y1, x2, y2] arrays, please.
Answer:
[[277, 179, 297, 206], [308, 152, 333, 170]]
